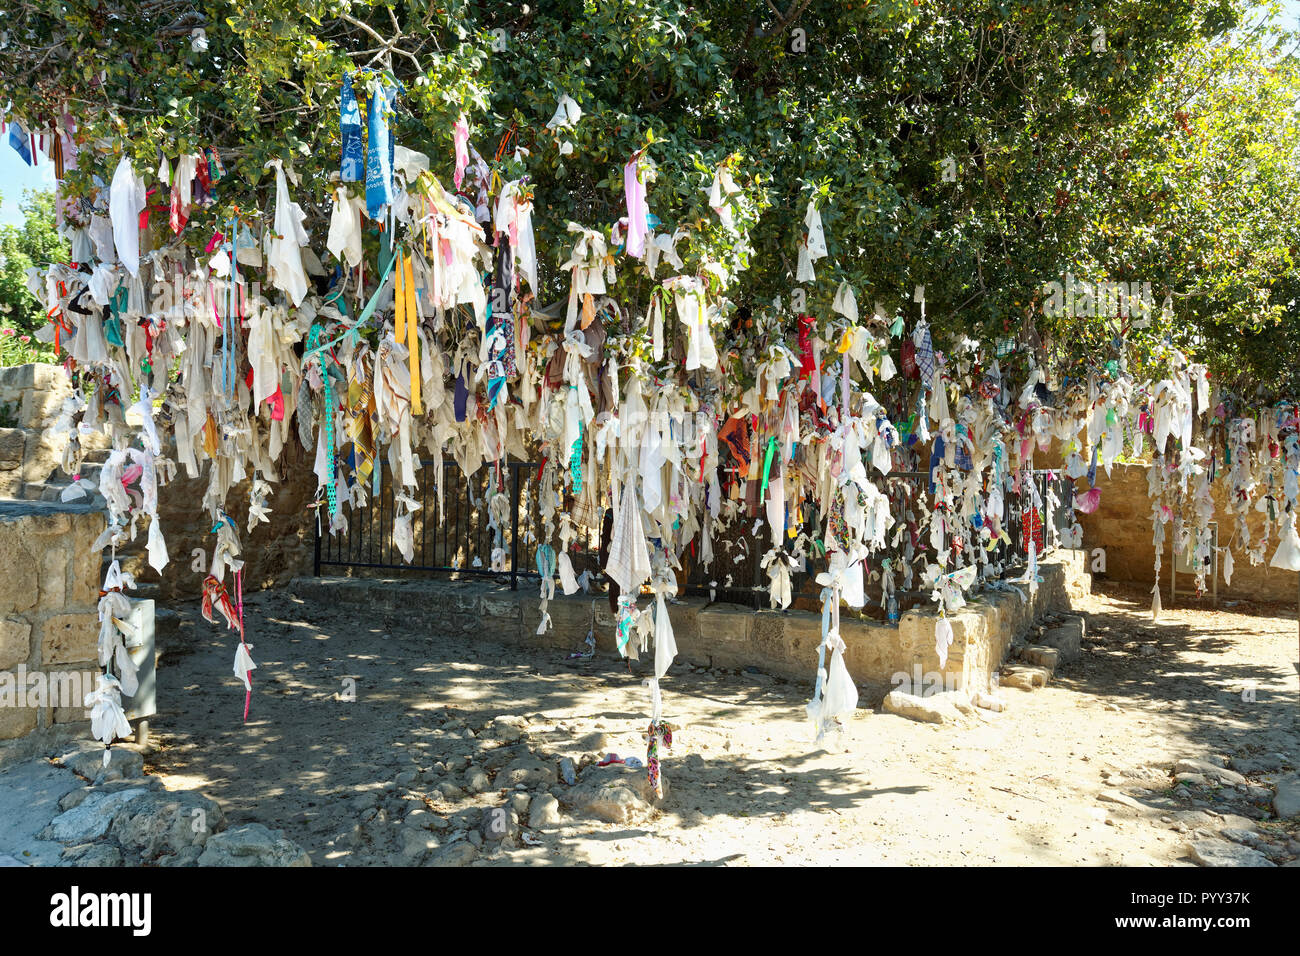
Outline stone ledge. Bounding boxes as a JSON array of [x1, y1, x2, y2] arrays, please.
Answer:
[[289, 549, 1091, 697]]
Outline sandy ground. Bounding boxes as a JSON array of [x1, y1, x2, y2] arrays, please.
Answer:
[[143, 579, 1300, 866]]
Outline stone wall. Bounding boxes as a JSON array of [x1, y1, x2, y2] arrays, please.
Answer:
[[124, 442, 319, 600], [0, 364, 317, 601], [292, 548, 1090, 701], [1078, 462, 1300, 604], [0, 363, 105, 499], [0, 501, 106, 761]]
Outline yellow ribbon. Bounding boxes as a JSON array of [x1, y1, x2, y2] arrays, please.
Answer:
[[395, 250, 422, 416]]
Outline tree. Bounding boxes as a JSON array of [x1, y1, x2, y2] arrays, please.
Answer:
[[1045, 19, 1300, 401], [4, 0, 1291, 392], [0, 189, 67, 358]]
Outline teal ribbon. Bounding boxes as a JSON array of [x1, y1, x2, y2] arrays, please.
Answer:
[[306, 324, 338, 519], [570, 420, 584, 493], [106, 285, 127, 347], [536, 543, 556, 578], [303, 254, 399, 361]]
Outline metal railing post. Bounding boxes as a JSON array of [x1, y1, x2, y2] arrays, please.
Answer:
[[510, 462, 521, 591], [313, 512, 322, 576]]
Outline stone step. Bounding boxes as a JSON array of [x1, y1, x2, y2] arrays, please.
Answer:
[[18, 480, 105, 507], [53, 460, 103, 485], [1022, 644, 1059, 672], [999, 664, 1051, 691]]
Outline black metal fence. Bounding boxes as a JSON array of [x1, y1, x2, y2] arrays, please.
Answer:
[[314, 459, 1075, 610]]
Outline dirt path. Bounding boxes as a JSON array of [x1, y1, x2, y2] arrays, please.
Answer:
[[145, 579, 1300, 866]]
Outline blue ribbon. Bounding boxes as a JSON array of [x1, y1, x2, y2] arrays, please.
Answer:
[[340, 73, 364, 182], [365, 78, 398, 218]]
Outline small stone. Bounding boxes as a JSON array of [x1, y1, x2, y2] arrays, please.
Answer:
[[881, 689, 972, 724], [479, 806, 519, 843], [528, 794, 561, 828], [61, 843, 124, 867], [1000, 666, 1050, 691], [404, 808, 429, 828], [510, 792, 531, 816], [463, 767, 490, 794], [400, 828, 440, 861], [495, 754, 558, 789], [430, 842, 478, 867], [490, 716, 527, 743], [58, 744, 144, 782], [393, 770, 417, 788], [59, 788, 94, 812]]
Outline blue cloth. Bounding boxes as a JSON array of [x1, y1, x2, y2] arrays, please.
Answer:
[[928, 435, 945, 494], [453, 374, 469, 422], [340, 73, 364, 182], [954, 425, 973, 471], [8, 122, 32, 165], [365, 79, 398, 218]]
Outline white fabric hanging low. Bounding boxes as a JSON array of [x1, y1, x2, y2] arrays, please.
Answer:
[[1270, 513, 1300, 571], [85, 673, 132, 753], [265, 160, 311, 306], [233, 643, 257, 693], [557, 552, 580, 595]]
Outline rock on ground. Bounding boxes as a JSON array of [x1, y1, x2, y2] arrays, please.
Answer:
[[110, 791, 226, 861], [528, 794, 561, 828], [196, 823, 311, 867], [493, 754, 558, 789], [1038, 616, 1084, 663], [1188, 838, 1275, 867], [561, 764, 667, 824], [881, 689, 975, 725], [40, 789, 149, 844], [56, 744, 145, 783], [1173, 758, 1246, 787], [1272, 775, 1300, 820]]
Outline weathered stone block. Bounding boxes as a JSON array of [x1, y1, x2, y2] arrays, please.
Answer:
[[0, 532, 39, 613], [0, 701, 39, 740], [0, 427, 25, 469], [40, 613, 99, 666], [0, 616, 32, 670], [1040, 615, 1083, 663]]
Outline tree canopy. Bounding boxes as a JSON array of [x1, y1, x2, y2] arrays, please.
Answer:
[[3, 0, 1299, 398], [0, 189, 67, 357]]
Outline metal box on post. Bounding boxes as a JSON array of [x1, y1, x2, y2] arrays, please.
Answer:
[[120, 598, 157, 746]]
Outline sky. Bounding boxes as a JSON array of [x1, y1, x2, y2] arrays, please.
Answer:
[[2, 1, 1300, 229]]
